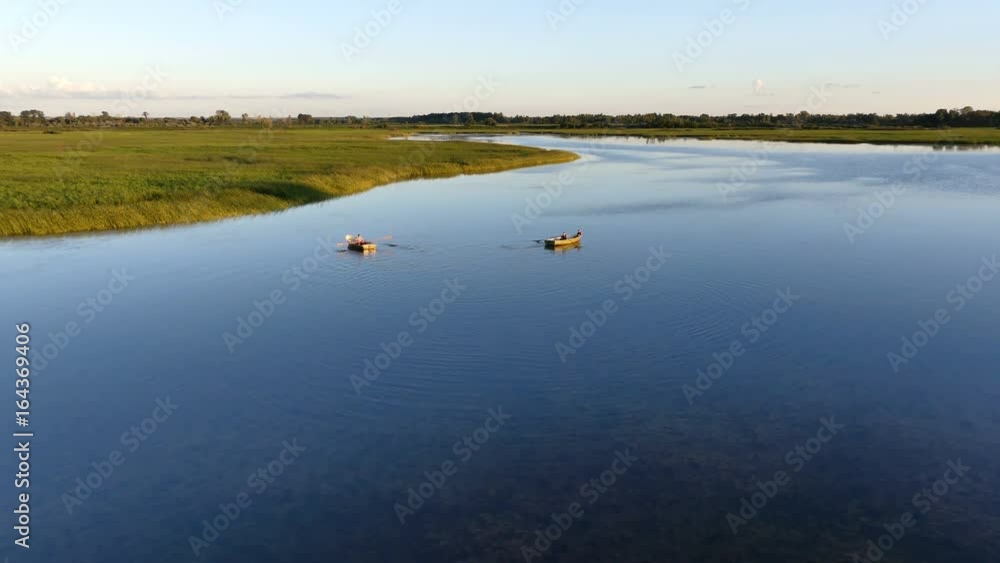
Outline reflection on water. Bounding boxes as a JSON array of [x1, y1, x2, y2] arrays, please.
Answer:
[[2, 136, 999, 563]]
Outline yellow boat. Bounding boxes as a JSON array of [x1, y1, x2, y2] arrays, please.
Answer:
[[545, 233, 582, 248], [346, 235, 376, 253]]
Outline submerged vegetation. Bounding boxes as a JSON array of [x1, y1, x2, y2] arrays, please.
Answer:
[[0, 128, 577, 237]]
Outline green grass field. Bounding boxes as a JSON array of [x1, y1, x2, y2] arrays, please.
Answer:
[[0, 128, 578, 237], [3, 125, 997, 237]]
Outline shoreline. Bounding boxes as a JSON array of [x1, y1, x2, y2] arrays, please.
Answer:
[[404, 127, 1000, 147], [0, 130, 578, 238], [5, 125, 998, 238]]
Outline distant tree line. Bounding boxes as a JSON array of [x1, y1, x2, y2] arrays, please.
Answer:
[[391, 107, 1000, 129], [2, 107, 998, 130], [0, 109, 382, 129], [0, 109, 287, 128]]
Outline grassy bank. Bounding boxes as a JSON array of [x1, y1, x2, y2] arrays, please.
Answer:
[[0, 128, 578, 237], [411, 125, 1000, 145], [4, 124, 995, 237]]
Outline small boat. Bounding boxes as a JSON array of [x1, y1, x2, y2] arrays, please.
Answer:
[[544, 233, 582, 248], [346, 235, 376, 253]]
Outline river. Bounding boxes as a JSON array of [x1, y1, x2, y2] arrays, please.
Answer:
[[2, 135, 998, 562]]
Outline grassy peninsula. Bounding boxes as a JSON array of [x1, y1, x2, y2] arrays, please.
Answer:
[[0, 128, 577, 237]]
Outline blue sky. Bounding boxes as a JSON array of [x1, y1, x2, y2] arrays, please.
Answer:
[[2, 0, 998, 117]]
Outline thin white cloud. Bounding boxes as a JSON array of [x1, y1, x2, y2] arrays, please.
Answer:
[[48, 76, 106, 96], [279, 92, 347, 100], [169, 92, 347, 101], [0, 79, 346, 102], [819, 82, 863, 91]]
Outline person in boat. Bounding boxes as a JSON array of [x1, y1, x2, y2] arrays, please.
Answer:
[[575, 229, 582, 238], [356, 233, 365, 244], [560, 232, 568, 240]]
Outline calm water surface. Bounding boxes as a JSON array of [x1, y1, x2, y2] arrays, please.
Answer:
[[2, 136, 999, 562]]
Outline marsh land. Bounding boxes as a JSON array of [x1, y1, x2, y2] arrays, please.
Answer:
[[2, 123, 999, 236]]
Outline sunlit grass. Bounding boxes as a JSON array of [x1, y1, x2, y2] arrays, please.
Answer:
[[8, 124, 989, 237], [0, 128, 578, 236]]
